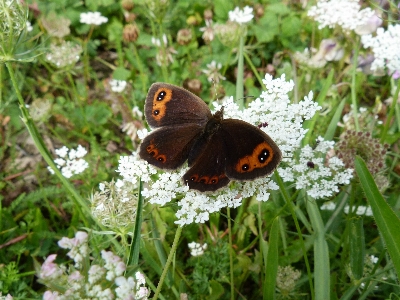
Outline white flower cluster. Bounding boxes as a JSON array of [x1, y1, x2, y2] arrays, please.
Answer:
[[308, 0, 376, 33], [80, 11, 108, 25], [115, 74, 346, 225], [188, 242, 207, 256], [228, 6, 254, 24], [361, 24, 400, 75], [278, 137, 353, 199], [45, 41, 82, 68], [39, 231, 149, 300], [48, 145, 88, 178], [202, 60, 226, 83], [110, 79, 127, 93], [90, 180, 139, 229], [344, 205, 373, 216]]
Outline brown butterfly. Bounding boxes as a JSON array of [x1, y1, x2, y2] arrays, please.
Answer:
[[139, 83, 282, 192]]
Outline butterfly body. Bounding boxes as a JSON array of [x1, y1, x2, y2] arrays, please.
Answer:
[[139, 83, 282, 192]]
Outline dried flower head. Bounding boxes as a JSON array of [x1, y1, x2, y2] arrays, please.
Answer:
[[123, 23, 139, 42], [199, 19, 214, 44], [177, 28, 192, 45], [45, 41, 82, 68], [90, 179, 139, 230], [214, 21, 243, 47], [202, 60, 226, 83], [276, 265, 302, 296], [41, 11, 71, 38], [335, 130, 389, 175]]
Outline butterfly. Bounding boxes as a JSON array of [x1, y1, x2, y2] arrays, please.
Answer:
[[139, 83, 282, 192]]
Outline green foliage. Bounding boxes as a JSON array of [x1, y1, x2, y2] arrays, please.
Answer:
[[1, 0, 399, 299]]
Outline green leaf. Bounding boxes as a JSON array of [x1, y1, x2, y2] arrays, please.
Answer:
[[128, 180, 144, 266], [349, 217, 365, 280], [209, 280, 224, 300], [324, 98, 346, 141], [355, 156, 400, 280], [263, 217, 279, 300], [113, 67, 131, 81], [254, 12, 279, 43]]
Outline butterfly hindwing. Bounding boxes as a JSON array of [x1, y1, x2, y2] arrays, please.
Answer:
[[183, 131, 230, 192], [145, 83, 211, 128], [139, 124, 203, 169], [221, 119, 282, 180]]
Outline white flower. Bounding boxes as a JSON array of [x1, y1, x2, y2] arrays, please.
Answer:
[[320, 201, 336, 210], [344, 205, 373, 216], [228, 6, 254, 24], [202, 60, 226, 83], [26, 21, 32, 32], [80, 11, 108, 25], [110, 79, 127, 93], [188, 242, 208, 256], [45, 41, 82, 68], [278, 137, 353, 199], [361, 24, 400, 75], [58, 231, 89, 268], [48, 145, 88, 178], [308, 0, 376, 33]]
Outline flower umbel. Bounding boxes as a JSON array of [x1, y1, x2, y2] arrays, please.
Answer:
[[80, 11, 108, 25], [308, 0, 376, 33], [45, 41, 82, 68], [38, 231, 150, 299], [47, 145, 89, 178], [228, 6, 254, 24]]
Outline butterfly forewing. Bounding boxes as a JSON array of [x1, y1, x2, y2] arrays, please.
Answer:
[[145, 83, 211, 128]]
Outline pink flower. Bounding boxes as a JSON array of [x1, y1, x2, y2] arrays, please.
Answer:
[[40, 254, 63, 279], [43, 291, 59, 300]]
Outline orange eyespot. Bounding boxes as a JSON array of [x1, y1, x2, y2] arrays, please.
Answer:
[[151, 88, 173, 122], [235, 142, 274, 173]]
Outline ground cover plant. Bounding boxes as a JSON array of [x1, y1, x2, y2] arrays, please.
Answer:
[[1, 0, 400, 299]]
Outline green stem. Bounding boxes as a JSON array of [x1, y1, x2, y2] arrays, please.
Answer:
[[5, 62, 91, 225], [275, 171, 315, 300], [244, 51, 263, 88], [236, 36, 244, 109], [227, 207, 235, 300], [381, 79, 400, 143], [152, 225, 183, 300], [351, 39, 360, 131]]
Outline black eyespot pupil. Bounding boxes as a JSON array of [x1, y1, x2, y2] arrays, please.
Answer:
[[190, 177, 196, 181], [200, 179, 206, 183], [211, 179, 216, 183], [258, 149, 270, 162], [153, 110, 159, 115], [242, 164, 249, 171], [158, 157, 164, 161], [157, 91, 166, 101]]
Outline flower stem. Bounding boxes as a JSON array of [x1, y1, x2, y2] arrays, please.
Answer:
[[5, 62, 90, 225], [236, 36, 244, 109], [275, 170, 315, 300], [153, 225, 183, 300], [351, 39, 360, 131], [227, 207, 235, 300]]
